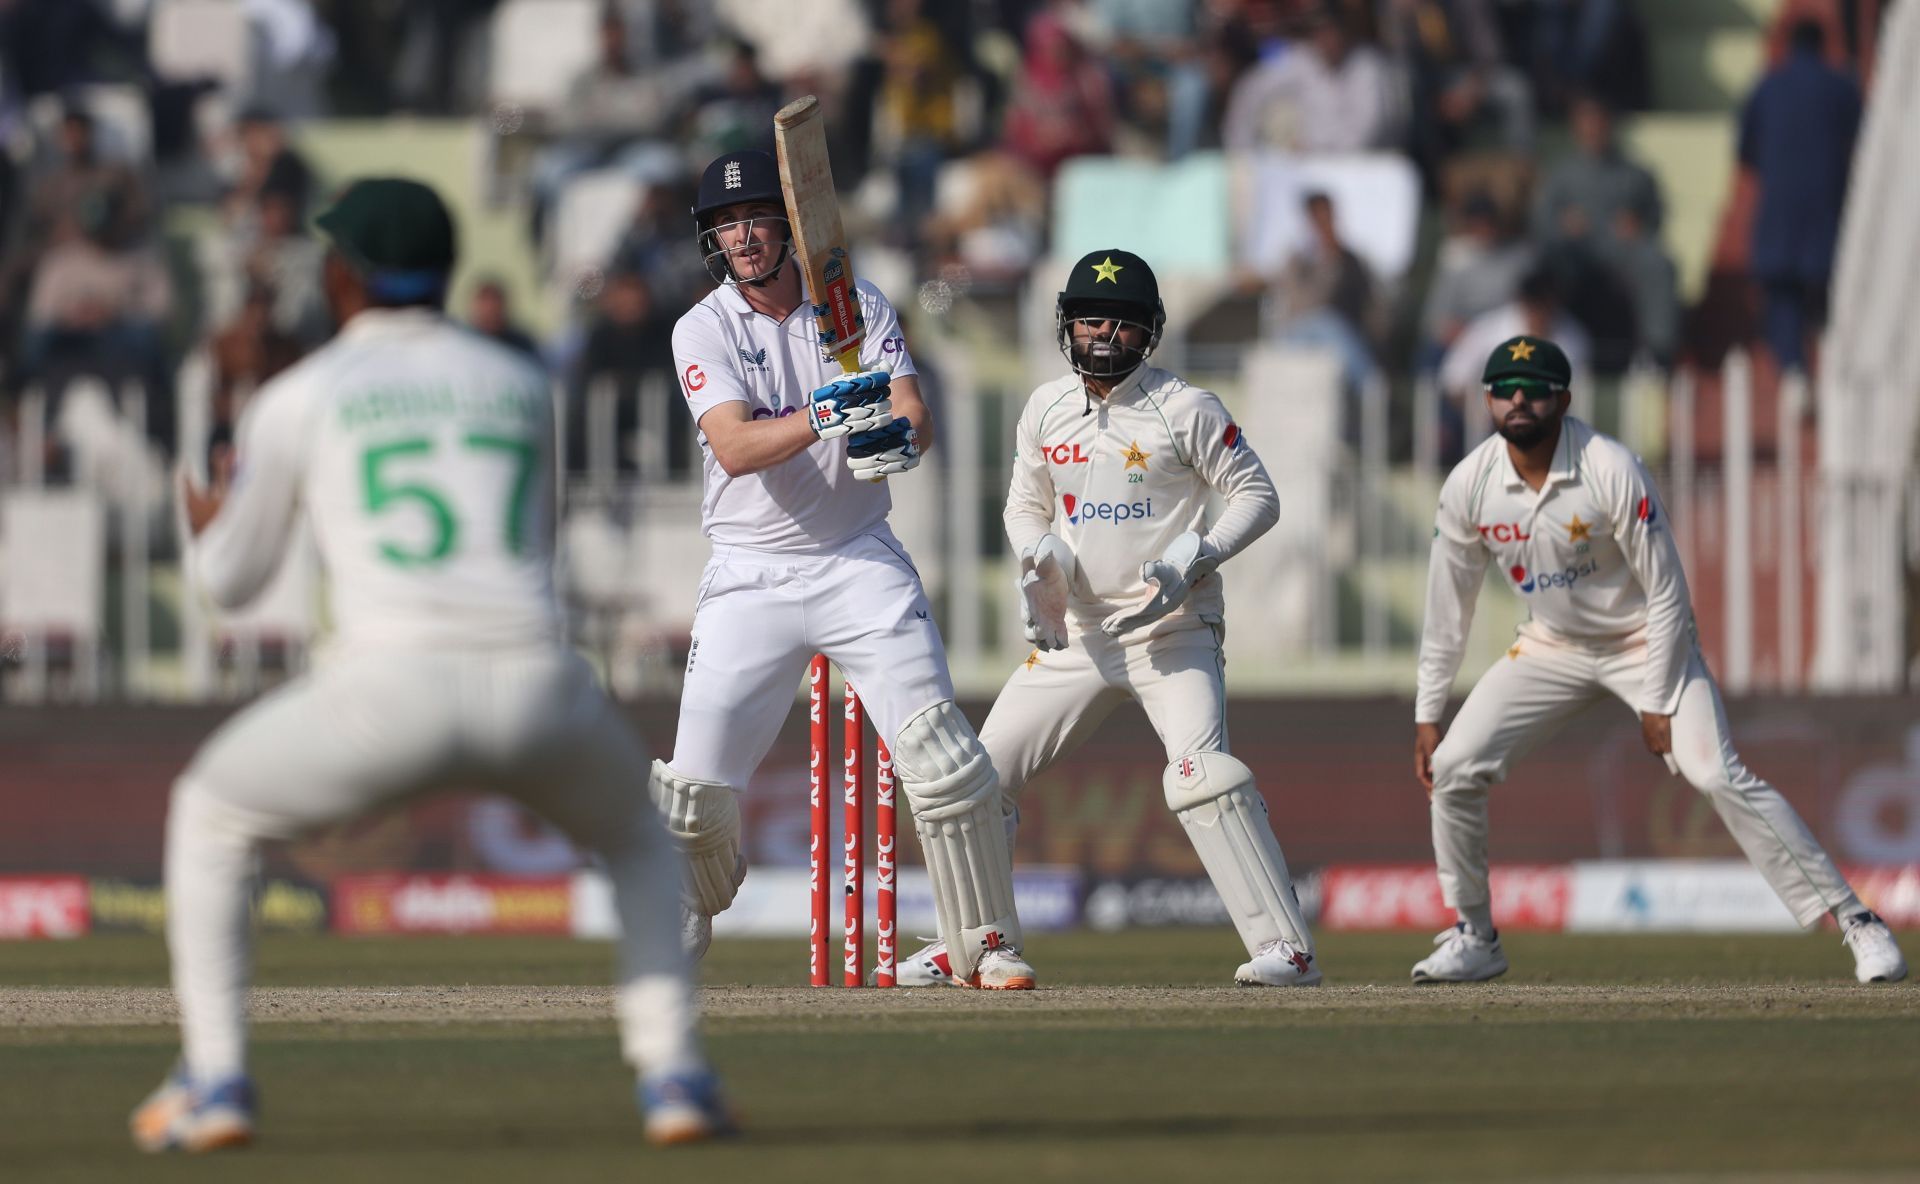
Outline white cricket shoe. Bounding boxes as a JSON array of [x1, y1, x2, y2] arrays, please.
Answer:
[[1411, 923, 1508, 983], [879, 937, 1035, 989], [681, 908, 712, 962], [884, 938, 963, 987], [1235, 939, 1322, 987], [972, 946, 1037, 991], [1842, 911, 1908, 983]]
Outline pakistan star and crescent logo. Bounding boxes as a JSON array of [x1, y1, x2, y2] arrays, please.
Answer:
[[1566, 514, 1591, 542], [1507, 340, 1536, 361], [1091, 256, 1124, 284], [1122, 440, 1150, 471]]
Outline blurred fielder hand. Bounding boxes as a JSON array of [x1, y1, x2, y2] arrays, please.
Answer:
[[1640, 712, 1678, 774], [182, 442, 235, 538], [846, 417, 919, 481], [1099, 531, 1217, 637], [1414, 722, 1443, 794], [808, 370, 894, 441], [1019, 533, 1074, 651]]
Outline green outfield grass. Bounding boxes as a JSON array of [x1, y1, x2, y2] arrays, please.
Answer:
[[5, 931, 1916, 1182]]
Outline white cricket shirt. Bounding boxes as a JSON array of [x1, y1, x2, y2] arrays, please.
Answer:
[[1416, 416, 1694, 723], [192, 309, 562, 650], [1004, 364, 1278, 632], [672, 277, 917, 552]]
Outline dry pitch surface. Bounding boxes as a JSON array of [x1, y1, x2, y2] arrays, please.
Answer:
[[4, 931, 1916, 1182]]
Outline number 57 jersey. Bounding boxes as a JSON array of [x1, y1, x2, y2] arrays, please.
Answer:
[[192, 309, 563, 651]]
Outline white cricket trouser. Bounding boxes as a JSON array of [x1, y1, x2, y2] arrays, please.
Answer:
[[668, 526, 954, 788], [166, 645, 702, 1082], [979, 619, 1228, 809], [1430, 627, 1861, 928]]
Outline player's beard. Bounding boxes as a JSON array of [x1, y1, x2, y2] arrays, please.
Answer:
[[1496, 405, 1557, 448]]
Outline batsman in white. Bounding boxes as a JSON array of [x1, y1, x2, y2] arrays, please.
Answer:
[[895, 249, 1319, 988], [131, 179, 732, 1153], [653, 150, 1033, 990], [1413, 334, 1906, 984]]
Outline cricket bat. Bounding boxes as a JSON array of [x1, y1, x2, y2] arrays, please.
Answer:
[[774, 95, 864, 375]]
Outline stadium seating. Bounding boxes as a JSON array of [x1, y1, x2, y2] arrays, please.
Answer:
[[488, 0, 602, 115], [0, 489, 106, 702]]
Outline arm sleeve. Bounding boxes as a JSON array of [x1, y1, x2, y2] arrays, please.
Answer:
[[672, 309, 751, 421], [1002, 398, 1055, 557], [1613, 456, 1693, 715], [856, 282, 918, 380], [1186, 393, 1277, 563], [1414, 469, 1491, 723], [190, 377, 308, 611]]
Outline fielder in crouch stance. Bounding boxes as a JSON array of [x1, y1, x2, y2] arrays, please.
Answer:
[[133, 179, 730, 1154], [1413, 334, 1906, 984], [897, 249, 1320, 988], [654, 149, 1034, 990]]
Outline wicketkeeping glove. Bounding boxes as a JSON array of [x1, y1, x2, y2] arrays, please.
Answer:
[[1099, 530, 1219, 637], [1019, 533, 1074, 651], [847, 416, 920, 481], [809, 370, 894, 441]]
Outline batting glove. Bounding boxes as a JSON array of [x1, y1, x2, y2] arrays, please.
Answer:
[[1099, 530, 1219, 637], [809, 370, 894, 441], [847, 417, 920, 481]]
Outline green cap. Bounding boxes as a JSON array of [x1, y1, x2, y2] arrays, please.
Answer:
[[1058, 248, 1161, 317], [1482, 335, 1572, 386], [314, 177, 457, 298]]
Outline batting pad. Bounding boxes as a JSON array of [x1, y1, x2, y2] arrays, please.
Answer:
[[892, 700, 1022, 981], [648, 760, 745, 916], [1164, 751, 1313, 957]]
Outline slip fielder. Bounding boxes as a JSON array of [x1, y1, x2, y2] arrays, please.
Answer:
[[132, 179, 731, 1154], [1412, 334, 1906, 984], [895, 249, 1320, 988], [652, 150, 1033, 990]]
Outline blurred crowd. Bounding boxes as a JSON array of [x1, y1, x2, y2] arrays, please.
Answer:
[[0, 0, 1881, 485]]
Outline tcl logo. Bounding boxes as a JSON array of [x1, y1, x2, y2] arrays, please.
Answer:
[[683, 363, 707, 395], [1478, 523, 1531, 543], [0, 876, 90, 938], [1045, 443, 1091, 465]]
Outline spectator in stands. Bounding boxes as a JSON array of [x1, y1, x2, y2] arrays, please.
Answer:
[[19, 193, 173, 412], [683, 38, 784, 161], [1530, 93, 1662, 373], [1437, 265, 1589, 456], [1421, 191, 1533, 367], [608, 179, 710, 311], [1000, 10, 1114, 178], [921, 149, 1048, 285], [569, 268, 692, 480], [0, 0, 115, 101], [5, 105, 149, 286], [467, 277, 542, 363], [1606, 203, 1678, 367], [878, 0, 963, 245], [1221, 4, 1394, 153], [1380, 0, 1534, 178], [528, 9, 690, 244], [1087, 0, 1212, 159], [1739, 18, 1862, 376], [1529, 0, 1650, 115], [224, 110, 314, 230], [211, 283, 305, 429], [1270, 191, 1385, 395], [1531, 94, 1660, 251]]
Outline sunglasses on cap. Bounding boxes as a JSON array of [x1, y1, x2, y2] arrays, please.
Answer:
[[1486, 377, 1564, 402]]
